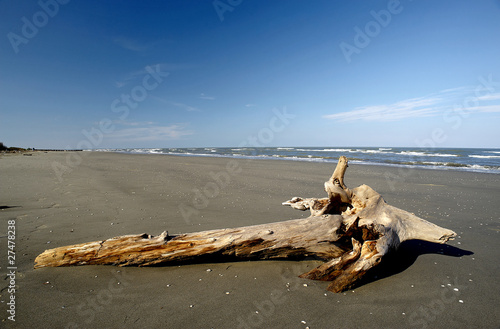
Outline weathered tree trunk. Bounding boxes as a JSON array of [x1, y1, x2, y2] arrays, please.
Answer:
[[34, 156, 457, 292]]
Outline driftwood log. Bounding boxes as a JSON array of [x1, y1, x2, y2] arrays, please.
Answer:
[[34, 156, 456, 292]]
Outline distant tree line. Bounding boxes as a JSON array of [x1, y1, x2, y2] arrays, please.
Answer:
[[0, 142, 29, 152], [1, 143, 81, 153]]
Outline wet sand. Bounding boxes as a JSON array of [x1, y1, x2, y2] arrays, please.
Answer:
[[1, 151, 499, 328]]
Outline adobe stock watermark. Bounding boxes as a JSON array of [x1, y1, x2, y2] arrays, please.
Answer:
[[178, 107, 296, 224], [340, 0, 407, 64], [383, 74, 500, 191], [7, 0, 70, 54], [212, 0, 243, 22], [178, 159, 243, 224], [51, 64, 169, 182], [235, 259, 315, 328], [235, 289, 287, 329], [64, 270, 135, 329], [408, 276, 467, 329], [420, 74, 500, 147], [6, 219, 17, 322]]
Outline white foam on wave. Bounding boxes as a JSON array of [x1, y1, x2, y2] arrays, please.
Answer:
[[349, 160, 499, 173], [423, 161, 448, 166], [469, 155, 500, 159], [399, 151, 458, 157], [361, 149, 393, 154], [432, 153, 458, 157], [295, 148, 354, 152], [125, 148, 151, 154], [288, 148, 393, 154], [399, 151, 427, 156], [89, 148, 499, 174], [93, 148, 114, 152]]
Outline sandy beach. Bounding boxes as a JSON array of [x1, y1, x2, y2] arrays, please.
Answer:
[[1, 151, 499, 328]]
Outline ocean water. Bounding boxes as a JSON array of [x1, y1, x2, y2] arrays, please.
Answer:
[[94, 147, 500, 174]]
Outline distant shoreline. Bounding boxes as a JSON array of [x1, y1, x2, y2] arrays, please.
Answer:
[[1, 149, 83, 154]]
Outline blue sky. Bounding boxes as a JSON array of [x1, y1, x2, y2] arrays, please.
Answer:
[[1, 0, 500, 149]]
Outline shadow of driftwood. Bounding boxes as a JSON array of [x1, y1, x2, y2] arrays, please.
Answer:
[[0, 205, 21, 210], [357, 240, 474, 288], [148, 239, 473, 292]]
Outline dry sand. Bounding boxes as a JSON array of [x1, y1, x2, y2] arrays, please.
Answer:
[[1, 151, 499, 328]]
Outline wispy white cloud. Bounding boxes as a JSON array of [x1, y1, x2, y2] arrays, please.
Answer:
[[437, 86, 472, 95], [245, 104, 257, 108], [199, 93, 215, 100], [324, 87, 500, 122], [114, 37, 149, 52], [114, 62, 189, 88], [111, 120, 155, 126], [151, 96, 200, 112], [114, 81, 127, 88], [171, 102, 200, 112], [113, 37, 177, 54], [107, 123, 193, 142], [324, 95, 442, 122], [114, 64, 160, 88], [476, 93, 500, 101], [467, 105, 500, 113]]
